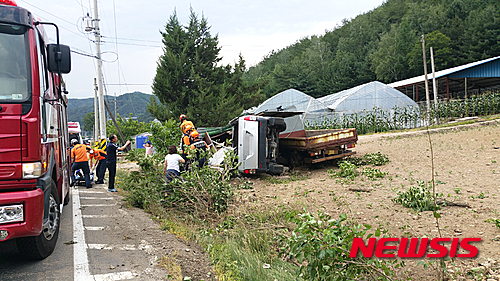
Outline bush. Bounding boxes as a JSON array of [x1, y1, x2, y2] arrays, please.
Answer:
[[148, 118, 182, 160], [328, 161, 359, 184], [280, 212, 401, 280], [392, 180, 442, 212], [166, 146, 239, 217], [119, 120, 239, 219], [118, 150, 167, 210], [346, 152, 390, 166], [328, 153, 389, 184]]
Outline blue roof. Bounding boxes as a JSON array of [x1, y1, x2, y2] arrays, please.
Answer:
[[389, 56, 500, 88]]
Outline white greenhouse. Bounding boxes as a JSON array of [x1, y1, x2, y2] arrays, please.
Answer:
[[318, 81, 418, 114]]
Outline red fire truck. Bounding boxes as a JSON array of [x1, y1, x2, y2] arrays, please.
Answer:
[[0, 0, 72, 259]]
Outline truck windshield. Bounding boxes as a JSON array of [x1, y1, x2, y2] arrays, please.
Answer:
[[0, 23, 29, 103]]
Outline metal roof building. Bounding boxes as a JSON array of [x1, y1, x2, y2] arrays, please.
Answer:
[[389, 56, 500, 102]]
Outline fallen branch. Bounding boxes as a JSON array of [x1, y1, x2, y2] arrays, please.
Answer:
[[436, 199, 470, 208], [348, 187, 372, 192]]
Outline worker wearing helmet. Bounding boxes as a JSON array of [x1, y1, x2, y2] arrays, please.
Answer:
[[189, 130, 209, 168], [180, 124, 195, 154], [179, 114, 195, 134], [70, 139, 93, 188], [179, 124, 195, 171]]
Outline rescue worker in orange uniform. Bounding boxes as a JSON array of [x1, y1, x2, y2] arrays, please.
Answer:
[[180, 124, 196, 171], [179, 114, 195, 134], [91, 147, 107, 184], [70, 139, 92, 188]]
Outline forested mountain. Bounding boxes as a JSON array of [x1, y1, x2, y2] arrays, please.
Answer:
[[67, 91, 156, 125], [244, 0, 500, 98]]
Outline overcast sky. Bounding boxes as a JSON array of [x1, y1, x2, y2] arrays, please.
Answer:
[[16, 0, 385, 99]]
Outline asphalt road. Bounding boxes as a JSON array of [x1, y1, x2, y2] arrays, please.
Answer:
[[0, 183, 169, 281]]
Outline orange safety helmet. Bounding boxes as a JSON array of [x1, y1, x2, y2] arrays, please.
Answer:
[[179, 114, 187, 121], [190, 130, 199, 139]]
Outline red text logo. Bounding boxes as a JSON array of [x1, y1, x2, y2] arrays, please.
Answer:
[[349, 237, 481, 258]]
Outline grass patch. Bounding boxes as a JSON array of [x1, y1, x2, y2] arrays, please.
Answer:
[[116, 162, 305, 280], [158, 255, 183, 281]]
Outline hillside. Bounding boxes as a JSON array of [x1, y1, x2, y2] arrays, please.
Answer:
[[67, 91, 157, 125], [245, 0, 500, 98]]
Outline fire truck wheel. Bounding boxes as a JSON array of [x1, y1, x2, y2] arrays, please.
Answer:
[[63, 189, 70, 205], [16, 183, 60, 260]]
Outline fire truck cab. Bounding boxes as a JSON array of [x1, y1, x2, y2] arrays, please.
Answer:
[[0, 0, 72, 259]]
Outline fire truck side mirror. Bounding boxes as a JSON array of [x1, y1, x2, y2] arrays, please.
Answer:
[[47, 44, 71, 74]]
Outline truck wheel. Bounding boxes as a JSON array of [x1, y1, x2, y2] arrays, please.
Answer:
[[63, 190, 70, 205], [269, 118, 286, 132], [16, 182, 60, 260]]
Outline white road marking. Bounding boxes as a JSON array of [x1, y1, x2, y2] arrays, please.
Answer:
[[81, 204, 117, 207], [82, 215, 116, 218], [78, 190, 104, 194], [87, 244, 139, 251], [73, 188, 91, 280], [84, 226, 105, 231], [92, 271, 137, 281]]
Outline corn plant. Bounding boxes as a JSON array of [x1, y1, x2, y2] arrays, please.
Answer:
[[305, 90, 500, 134]]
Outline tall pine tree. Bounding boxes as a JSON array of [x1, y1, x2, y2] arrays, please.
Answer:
[[150, 8, 264, 126]]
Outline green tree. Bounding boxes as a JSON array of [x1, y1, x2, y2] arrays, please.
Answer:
[[460, 5, 500, 61], [151, 9, 262, 127], [407, 30, 454, 76], [371, 21, 416, 82], [82, 112, 95, 133], [106, 113, 147, 141]]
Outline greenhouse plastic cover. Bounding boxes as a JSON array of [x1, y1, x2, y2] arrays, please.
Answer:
[[318, 81, 418, 114], [250, 89, 330, 115], [246, 82, 417, 127]]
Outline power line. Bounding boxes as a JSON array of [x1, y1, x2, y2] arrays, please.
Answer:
[[102, 35, 160, 43], [104, 83, 150, 86], [100, 40, 162, 48], [71, 49, 97, 58]]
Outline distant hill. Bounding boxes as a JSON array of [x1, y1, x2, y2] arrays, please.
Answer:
[[67, 91, 157, 126]]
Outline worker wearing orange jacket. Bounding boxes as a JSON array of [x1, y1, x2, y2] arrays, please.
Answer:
[[91, 148, 107, 184], [70, 139, 92, 188], [179, 124, 196, 171]]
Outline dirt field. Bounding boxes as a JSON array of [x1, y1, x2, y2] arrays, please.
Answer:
[[118, 119, 500, 280], [238, 119, 500, 280]]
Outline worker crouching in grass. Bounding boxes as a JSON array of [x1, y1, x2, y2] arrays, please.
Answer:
[[163, 144, 185, 198]]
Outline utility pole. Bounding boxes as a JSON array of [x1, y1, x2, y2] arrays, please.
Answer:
[[430, 47, 438, 107], [93, 78, 99, 145], [421, 35, 430, 113], [87, 0, 107, 144]]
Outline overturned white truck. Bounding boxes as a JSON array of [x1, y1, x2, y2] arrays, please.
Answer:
[[229, 112, 358, 175]]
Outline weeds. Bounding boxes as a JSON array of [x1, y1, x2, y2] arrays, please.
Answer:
[[328, 152, 389, 184], [392, 180, 443, 212], [346, 152, 390, 166], [485, 218, 500, 229]]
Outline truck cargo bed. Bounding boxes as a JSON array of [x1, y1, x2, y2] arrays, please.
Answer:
[[279, 128, 358, 151]]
